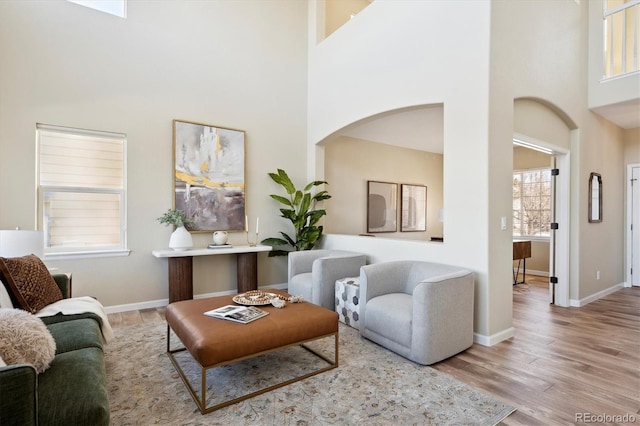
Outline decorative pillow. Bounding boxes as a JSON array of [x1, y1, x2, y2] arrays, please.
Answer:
[[0, 255, 62, 313], [0, 308, 56, 373]]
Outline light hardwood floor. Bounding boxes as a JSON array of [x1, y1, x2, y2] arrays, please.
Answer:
[[107, 277, 640, 425]]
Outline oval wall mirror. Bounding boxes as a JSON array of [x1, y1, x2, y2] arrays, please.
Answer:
[[588, 172, 602, 223]]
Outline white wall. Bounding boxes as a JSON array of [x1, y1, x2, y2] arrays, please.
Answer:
[[308, 0, 495, 337], [490, 0, 626, 306], [324, 136, 443, 240], [624, 128, 640, 165], [0, 0, 308, 308], [588, 0, 640, 110], [0, 0, 629, 328], [311, 0, 629, 342]]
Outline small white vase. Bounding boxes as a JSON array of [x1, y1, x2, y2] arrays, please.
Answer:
[[213, 231, 228, 245], [169, 226, 193, 251]]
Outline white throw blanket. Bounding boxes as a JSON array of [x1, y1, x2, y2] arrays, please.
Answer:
[[36, 296, 115, 343]]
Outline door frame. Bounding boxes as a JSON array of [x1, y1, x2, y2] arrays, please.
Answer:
[[513, 133, 570, 306], [626, 163, 640, 287]]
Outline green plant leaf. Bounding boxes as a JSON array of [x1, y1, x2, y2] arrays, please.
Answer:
[[304, 180, 328, 191], [307, 209, 326, 226], [263, 169, 331, 255], [300, 192, 311, 215], [280, 232, 296, 247], [270, 194, 293, 207], [313, 191, 331, 202], [277, 169, 296, 194], [261, 237, 289, 247], [293, 190, 302, 207], [157, 208, 193, 227], [280, 209, 296, 221]]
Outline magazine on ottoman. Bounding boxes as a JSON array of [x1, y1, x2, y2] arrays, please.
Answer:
[[204, 305, 269, 324]]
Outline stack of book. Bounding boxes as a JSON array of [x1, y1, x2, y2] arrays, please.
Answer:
[[207, 243, 231, 249]]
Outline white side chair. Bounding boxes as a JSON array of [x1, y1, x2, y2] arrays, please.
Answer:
[[360, 260, 475, 365], [288, 250, 367, 310]]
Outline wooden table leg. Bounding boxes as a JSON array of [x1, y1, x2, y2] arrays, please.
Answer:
[[168, 256, 193, 303], [236, 252, 258, 293]]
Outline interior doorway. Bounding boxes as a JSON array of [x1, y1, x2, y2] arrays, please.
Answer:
[[512, 133, 570, 306], [627, 164, 640, 287]]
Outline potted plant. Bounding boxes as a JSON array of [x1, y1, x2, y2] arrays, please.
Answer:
[[157, 209, 194, 251], [261, 169, 331, 256]]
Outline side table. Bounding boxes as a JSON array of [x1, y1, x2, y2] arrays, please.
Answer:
[[335, 277, 360, 330], [152, 245, 272, 303]]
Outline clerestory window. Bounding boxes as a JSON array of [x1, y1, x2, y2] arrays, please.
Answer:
[[603, 0, 640, 78], [67, 0, 127, 18]]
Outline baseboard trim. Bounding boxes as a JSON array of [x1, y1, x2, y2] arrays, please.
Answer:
[[569, 282, 625, 307], [103, 283, 289, 314], [512, 268, 548, 277], [473, 327, 515, 346]]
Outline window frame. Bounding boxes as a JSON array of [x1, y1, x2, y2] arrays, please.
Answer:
[[512, 167, 552, 241], [36, 124, 129, 259], [602, 0, 640, 79], [67, 0, 127, 18]]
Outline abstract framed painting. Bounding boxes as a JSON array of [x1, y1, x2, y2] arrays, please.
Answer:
[[401, 184, 427, 232], [173, 119, 245, 232], [367, 181, 397, 233]]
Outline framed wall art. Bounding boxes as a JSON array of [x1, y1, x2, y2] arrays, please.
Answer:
[[367, 181, 397, 233], [173, 119, 245, 232], [401, 184, 427, 232]]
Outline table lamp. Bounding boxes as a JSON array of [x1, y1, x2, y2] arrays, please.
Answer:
[[0, 229, 44, 258]]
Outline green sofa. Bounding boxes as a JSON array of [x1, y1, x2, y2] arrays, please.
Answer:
[[0, 274, 110, 426]]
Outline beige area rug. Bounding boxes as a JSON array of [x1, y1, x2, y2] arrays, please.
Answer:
[[105, 321, 516, 425]]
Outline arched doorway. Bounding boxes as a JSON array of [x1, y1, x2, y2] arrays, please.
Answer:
[[513, 98, 577, 307]]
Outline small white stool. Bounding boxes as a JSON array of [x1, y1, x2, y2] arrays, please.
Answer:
[[335, 277, 360, 330]]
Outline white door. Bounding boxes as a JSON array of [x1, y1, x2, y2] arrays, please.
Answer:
[[549, 157, 557, 303], [632, 166, 640, 286]]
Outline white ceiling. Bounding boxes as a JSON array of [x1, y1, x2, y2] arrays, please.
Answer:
[[591, 99, 640, 129], [339, 105, 444, 154]]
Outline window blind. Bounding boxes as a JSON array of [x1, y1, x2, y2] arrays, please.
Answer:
[[37, 125, 126, 252]]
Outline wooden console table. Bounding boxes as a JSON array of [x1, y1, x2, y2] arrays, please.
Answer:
[[513, 240, 531, 285], [152, 245, 272, 303]]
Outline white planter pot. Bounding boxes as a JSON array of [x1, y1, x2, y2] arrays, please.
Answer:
[[169, 226, 193, 251]]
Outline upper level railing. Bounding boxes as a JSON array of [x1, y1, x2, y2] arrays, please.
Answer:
[[603, 0, 640, 78]]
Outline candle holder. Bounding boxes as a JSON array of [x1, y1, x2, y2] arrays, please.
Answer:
[[246, 231, 259, 247]]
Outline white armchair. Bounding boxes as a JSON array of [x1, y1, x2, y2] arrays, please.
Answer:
[[359, 260, 474, 365], [288, 250, 366, 310]]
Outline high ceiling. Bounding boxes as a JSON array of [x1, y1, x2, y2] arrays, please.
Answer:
[[339, 105, 444, 154], [591, 99, 640, 129]]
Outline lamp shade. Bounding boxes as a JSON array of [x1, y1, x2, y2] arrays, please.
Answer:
[[0, 230, 44, 258]]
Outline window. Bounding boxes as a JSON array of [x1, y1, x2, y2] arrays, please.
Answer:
[[513, 168, 551, 238], [68, 0, 127, 18], [37, 124, 128, 257], [603, 0, 640, 78]]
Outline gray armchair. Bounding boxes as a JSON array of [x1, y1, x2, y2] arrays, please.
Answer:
[[359, 260, 474, 365], [288, 250, 367, 310]]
